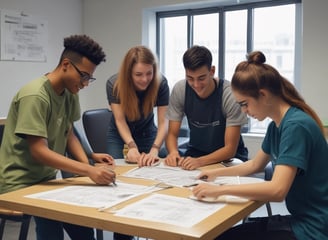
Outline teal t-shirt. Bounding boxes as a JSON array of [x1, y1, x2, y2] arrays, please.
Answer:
[[262, 107, 328, 239], [0, 76, 80, 194]]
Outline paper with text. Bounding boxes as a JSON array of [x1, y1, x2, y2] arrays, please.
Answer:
[[114, 193, 225, 227], [123, 163, 203, 187], [25, 182, 162, 209]]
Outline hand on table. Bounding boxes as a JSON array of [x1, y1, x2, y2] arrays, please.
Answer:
[[126, 148, 141, 163], [192, 183, 221, 200], [164, 152, 181, 167], [91, 153, 115, 166], [137, 152, 159, 167], [197, 169, 218, 182], [179, 156, 202, 170]]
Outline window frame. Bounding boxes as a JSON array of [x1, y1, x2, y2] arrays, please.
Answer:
[[155, 0, 302, 133]]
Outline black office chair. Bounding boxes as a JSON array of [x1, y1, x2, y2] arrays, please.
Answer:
[[264, 162, 273, 216], [0, 124, 4, 146], [61, 124, 95, 178], [242, 161, 273, 224], [83, 109, 147, 240], [61, 124, 104, 240], [82, 108, 112, 153], [0, 123, 32, 240]]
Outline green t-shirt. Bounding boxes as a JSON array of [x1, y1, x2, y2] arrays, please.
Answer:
[[262, 107, 328, 239], [0, 76, 80, 193]]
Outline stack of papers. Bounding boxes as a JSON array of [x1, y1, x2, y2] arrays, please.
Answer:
[[122, 164, 203, 187]]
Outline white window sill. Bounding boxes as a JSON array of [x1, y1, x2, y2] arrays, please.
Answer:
[[242, 132, 265, 138]]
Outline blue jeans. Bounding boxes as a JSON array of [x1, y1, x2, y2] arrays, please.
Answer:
[[34, 216, 95, 240], [106, 127, 156, 158]]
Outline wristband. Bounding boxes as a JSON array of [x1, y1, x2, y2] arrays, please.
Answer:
[[127, 141, 137, 149], [152, 143, 160, 150]]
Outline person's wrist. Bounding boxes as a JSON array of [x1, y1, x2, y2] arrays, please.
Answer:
[[152, 143, 160, 150], [127, 140, 137, 149]]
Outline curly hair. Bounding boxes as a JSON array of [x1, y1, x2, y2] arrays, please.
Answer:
[[59, 34, 106, 65]]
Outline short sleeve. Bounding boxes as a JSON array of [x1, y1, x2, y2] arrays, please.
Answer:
[[166, 80, 186, 121], [262, 121, 310, 172], [156, 74, 170, 106], [278, 123, 311, 171], [106, 73, 119, 104], [221, 80, 248, 127], [15, 95, 50, 138]]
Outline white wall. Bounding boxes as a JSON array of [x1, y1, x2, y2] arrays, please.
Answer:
[[81, 0, 328, 157], [0, 0, 83, 117], [301, 0, 328, 122], [80, 0, 201, 111], [1, 0, 328, 130], [81, 0, 328, 124]]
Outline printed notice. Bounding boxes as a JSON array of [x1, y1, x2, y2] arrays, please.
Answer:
[[0, 9, 48, 61]]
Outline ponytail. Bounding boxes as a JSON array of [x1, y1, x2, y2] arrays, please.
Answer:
[[232, 51, 324, 133]]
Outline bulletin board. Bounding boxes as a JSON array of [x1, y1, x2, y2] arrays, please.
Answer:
[[0, 9, 48, 62]]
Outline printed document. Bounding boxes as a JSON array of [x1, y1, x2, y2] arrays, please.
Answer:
[[123, 163, 203, 187], [114, 193, 225, 227], [25, 181, 162, 209]]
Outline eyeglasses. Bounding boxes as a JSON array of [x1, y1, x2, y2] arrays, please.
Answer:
[[69, 61, 96, 83], [237, 101, 248, 108]]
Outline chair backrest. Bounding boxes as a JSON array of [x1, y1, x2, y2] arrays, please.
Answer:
[[0, 118, 6, 147], [0, 124, 4, 147], [61, 124, 92, 179], [82, 108, 112, 153]]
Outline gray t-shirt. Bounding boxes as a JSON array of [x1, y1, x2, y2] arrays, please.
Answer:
[[167, 79, 247, 127], [166, 78, 248, 157]]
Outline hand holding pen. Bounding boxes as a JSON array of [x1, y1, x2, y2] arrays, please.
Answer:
[[107, 168, 117, 186], [89, 165, 117, 186]]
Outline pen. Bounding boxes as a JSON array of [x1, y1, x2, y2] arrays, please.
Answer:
[[200, 175, 208, 181], [112, 179, 117, 187], [107, 168, 117, 186], [184, 183, 199, 187]]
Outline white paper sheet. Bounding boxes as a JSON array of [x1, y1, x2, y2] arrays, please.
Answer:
[[114, 193, 225, 227], [189, 176, 264, 203], [25, 181, 162, 209], [122, 163, 203, 187], [213, 176, 264, 185]]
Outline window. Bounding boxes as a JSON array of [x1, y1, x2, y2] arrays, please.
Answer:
[[156, 0, 301, 133]]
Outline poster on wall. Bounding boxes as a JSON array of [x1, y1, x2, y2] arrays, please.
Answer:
[[0, 9, 48, 62]]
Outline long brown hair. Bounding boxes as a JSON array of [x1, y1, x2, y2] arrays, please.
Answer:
[[231, 51, 324, 133], [114, 46, 160, 121]]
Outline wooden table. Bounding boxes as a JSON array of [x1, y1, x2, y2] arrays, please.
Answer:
[[0, 164, 264, 240]]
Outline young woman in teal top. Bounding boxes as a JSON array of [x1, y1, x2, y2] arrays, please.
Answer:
[[193, 51, 328, 240]]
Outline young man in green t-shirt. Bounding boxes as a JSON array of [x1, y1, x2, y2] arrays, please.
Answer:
[[0, 35, 115, 240]]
